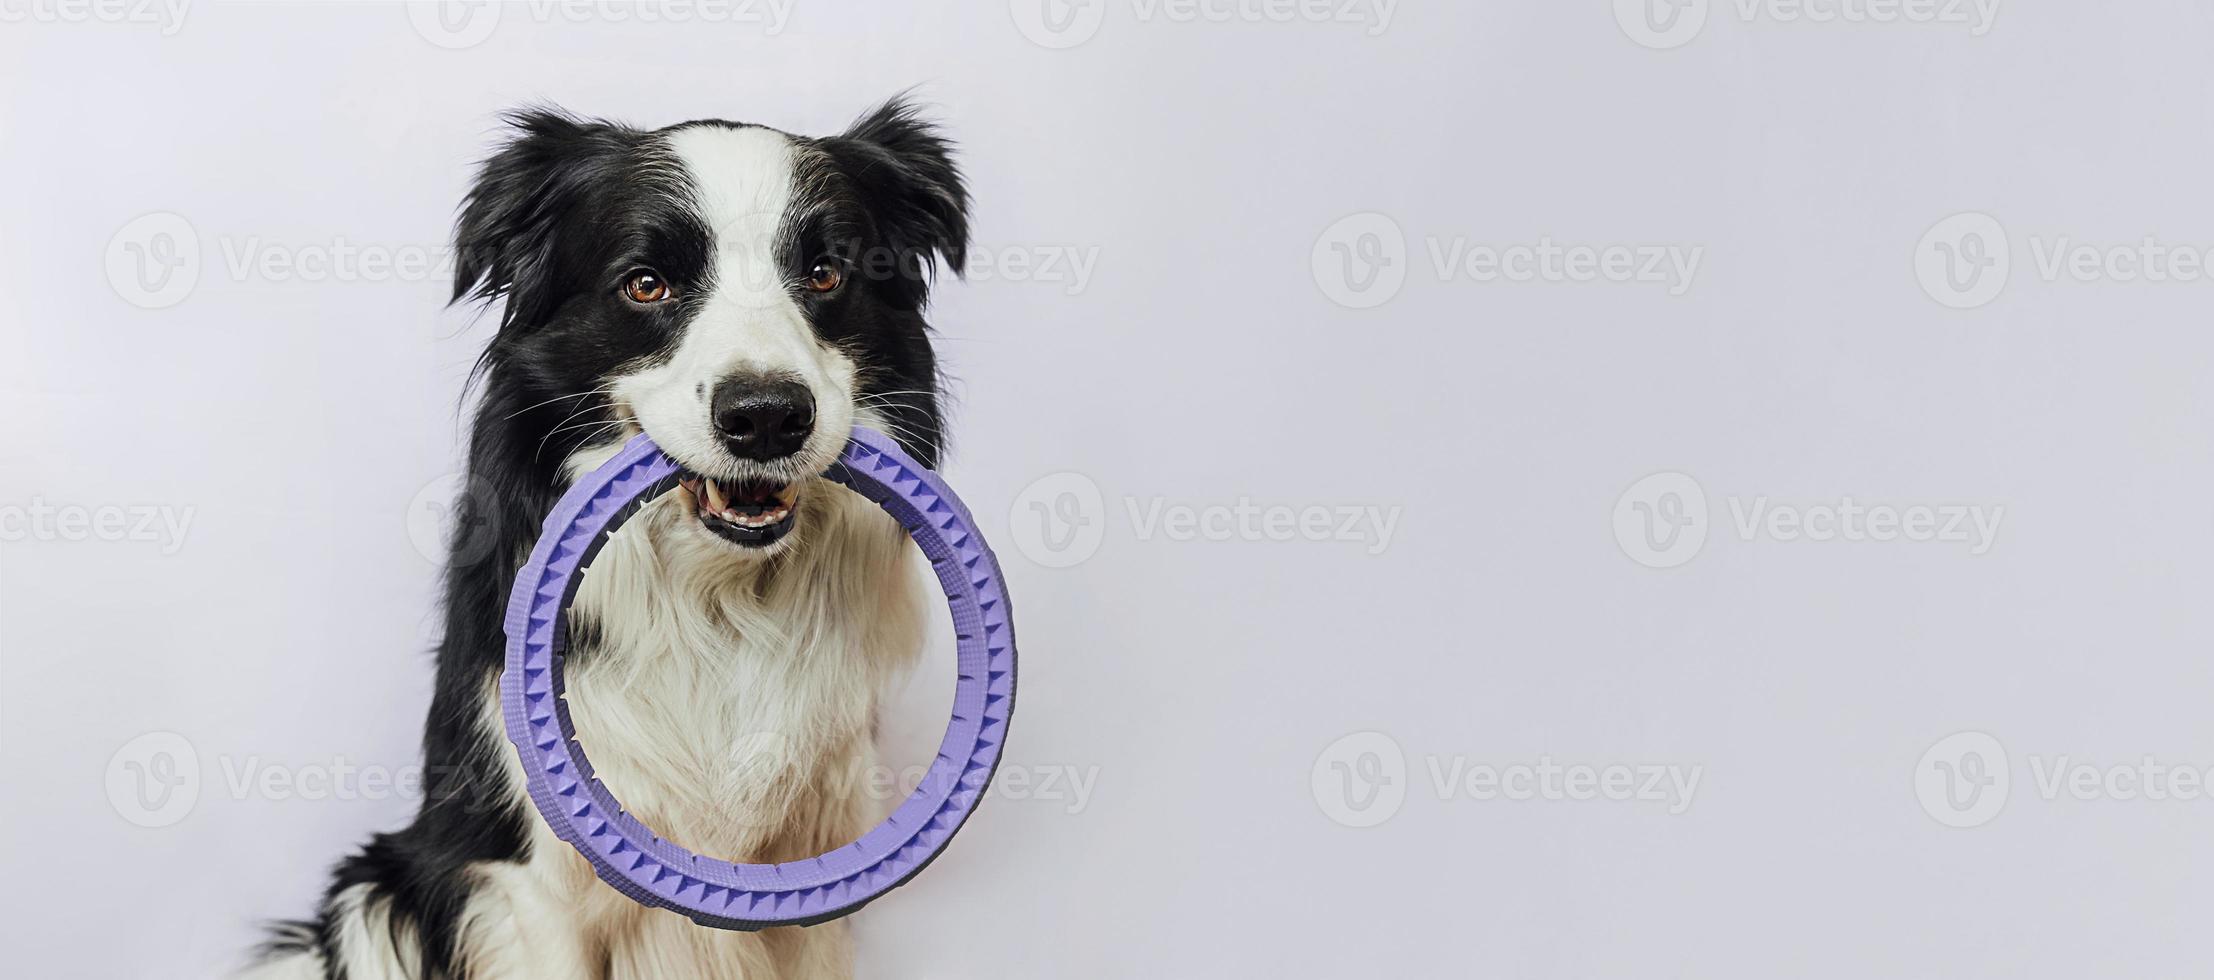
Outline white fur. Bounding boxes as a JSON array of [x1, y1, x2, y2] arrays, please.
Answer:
[[468, 479, 925, 980], [241, 884, 422, 980], [619, 126, 860, 488], [249, 126, 929, 979], [257, 481, 929, 980]]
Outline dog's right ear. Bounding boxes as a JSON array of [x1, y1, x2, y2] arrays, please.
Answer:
[[818, 97, 971, 310], [451, 108, 631, 330]]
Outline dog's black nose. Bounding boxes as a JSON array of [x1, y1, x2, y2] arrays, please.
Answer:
[[711, 376, 816, 461]]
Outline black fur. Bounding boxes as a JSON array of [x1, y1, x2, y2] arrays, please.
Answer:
[[263, 96, 968, 980]]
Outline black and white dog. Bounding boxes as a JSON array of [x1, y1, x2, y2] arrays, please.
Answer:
[[247, 96, 968, 979]]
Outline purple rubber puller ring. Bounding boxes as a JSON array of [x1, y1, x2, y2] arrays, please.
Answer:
[[500, 427, 1016, 930]]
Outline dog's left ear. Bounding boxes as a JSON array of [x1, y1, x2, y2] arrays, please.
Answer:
[[817, 96, 972, 308], [451, 107, 635, 332]]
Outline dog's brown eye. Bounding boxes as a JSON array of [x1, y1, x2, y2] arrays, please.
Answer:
[[804, 261, 842, 294], [622, 270, 671, 304]]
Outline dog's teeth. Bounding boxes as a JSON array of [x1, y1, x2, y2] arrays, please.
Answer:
[[681, 472, 795, 536], [718, 504, 790, 529]]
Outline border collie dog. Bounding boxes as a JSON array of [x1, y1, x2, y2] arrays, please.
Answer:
[[248, 97, 967, 979]]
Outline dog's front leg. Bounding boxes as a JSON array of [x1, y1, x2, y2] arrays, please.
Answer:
[[452, 861, 602, 980]]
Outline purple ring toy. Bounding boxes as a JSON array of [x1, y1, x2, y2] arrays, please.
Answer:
[[500, 427, 1016, 930]]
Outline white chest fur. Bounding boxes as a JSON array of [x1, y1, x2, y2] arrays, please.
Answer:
[[554, 479, 926, 863], [453, 461, 931, 979]]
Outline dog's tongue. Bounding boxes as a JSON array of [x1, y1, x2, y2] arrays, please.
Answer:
[[679, 473, 798, 529], [727, 480, 781, 507]]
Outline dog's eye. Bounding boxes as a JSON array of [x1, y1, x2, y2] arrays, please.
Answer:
[[803, 261, 843, 294], [621, 270, 672, 305]]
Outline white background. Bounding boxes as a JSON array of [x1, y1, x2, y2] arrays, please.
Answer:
[[6, 1, 2214, 977]]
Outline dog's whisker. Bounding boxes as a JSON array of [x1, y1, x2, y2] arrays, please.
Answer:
[[545, 400, 617, 437], [533, 418, 632, 466], [503, 384, 618, 421], [851, 406, 925, 437]]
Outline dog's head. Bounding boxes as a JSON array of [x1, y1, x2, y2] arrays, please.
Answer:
[[453, 97, 966, 556]]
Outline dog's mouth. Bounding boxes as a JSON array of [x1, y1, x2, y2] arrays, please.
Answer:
[[676, 472, 800, 548]]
